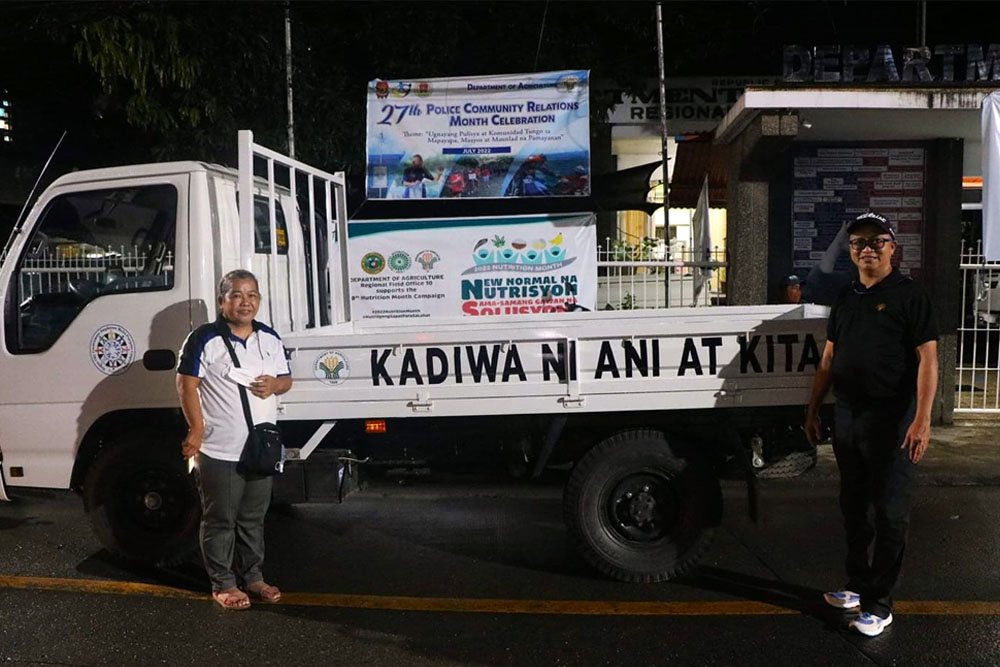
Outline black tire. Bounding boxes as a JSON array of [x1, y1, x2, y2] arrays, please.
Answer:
[[564, 429, 721, 583], [83, 431, 200, 565]]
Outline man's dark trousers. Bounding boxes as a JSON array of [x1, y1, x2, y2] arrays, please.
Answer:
[[832, 399, 917, 618]]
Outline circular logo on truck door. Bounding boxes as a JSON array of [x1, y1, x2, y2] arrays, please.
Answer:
[[90, 324, 136, 375]]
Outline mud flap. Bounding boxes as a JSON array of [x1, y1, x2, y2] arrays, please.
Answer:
[[272, 449, 357, 504], [743, 452, 759, 523], [0, 462, 10, 502], [728, 432, 758, 523]]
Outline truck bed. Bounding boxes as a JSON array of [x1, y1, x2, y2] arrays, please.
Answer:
[[278, 304, 829, 420]]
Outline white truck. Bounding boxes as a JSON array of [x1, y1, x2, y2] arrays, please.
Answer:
[[0, 131, 827, 582]]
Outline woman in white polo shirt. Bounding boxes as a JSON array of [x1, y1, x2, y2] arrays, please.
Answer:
[[176, 270, 292, 610]]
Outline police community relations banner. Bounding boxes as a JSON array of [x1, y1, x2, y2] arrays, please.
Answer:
[[348, 213, 596, 319], [366, 70, 590, 200]]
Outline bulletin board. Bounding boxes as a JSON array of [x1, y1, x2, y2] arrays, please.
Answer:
[[791, 145, 925, 278]]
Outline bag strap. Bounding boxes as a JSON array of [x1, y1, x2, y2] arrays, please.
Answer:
[[218, 323, 256, 433]]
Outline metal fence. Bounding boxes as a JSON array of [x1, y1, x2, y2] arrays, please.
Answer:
[[956, 239, 1000, 412], [596, 237, 727, 310], [19, 246, 174, 302]]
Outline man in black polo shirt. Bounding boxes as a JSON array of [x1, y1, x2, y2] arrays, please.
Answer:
[[805, 211, 939, 637]]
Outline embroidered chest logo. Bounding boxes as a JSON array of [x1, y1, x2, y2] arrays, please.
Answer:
[[90, 324, 136, 375]]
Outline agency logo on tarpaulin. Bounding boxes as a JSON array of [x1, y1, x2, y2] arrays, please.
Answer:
[[556, 73, 581, 93], [313, 350, 350, 386], [415, 82, 432, 97], [463, 232, 574, 275], [391, 82, 412, 98], [90, 324, 135, 375], [375, 81, 390, 99], [361, 252, 386, 274], [389, 251, 411, 272], [415, 249, 440, 270]]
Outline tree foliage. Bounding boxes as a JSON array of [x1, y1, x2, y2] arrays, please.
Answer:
[[64, 3, 287, 163], [56, 2, 669, 171], [75, 12, 205, 131], [5, 2, 675, 171]]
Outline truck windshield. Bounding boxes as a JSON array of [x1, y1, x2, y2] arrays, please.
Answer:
[[6, 184, 177, 353]]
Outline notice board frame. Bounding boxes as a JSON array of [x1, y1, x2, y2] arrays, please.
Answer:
[[789, 141, 928, 280]]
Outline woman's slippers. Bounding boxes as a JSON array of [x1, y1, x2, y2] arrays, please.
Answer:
[[212, 588, 251, 610], [244, 581, 281, 603]]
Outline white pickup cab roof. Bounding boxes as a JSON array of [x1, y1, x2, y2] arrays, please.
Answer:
[[47, 161, 237, 188]]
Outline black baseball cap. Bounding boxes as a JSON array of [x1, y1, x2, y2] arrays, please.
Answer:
[[847, 212, 895, 239], [779, 274, 801, 288]]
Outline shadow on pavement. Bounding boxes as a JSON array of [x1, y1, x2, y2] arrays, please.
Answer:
[[680, 565, 854, 632], [75, 549, 208, 593], [0, 516, 51, 531]]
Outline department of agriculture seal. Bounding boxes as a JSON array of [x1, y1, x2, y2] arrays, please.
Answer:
[[90, 324, 135, 375], [313, 350, 351, 386]]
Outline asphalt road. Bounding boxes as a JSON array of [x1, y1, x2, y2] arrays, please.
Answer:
[[1, 469, 999, 667]]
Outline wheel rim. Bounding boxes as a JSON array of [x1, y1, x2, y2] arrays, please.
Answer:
[[119, 465, 191, 533], [606, 471, 679, 543]]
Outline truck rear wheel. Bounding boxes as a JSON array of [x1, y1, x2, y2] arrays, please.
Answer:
[[83, 432, 200, 565], [564, 429, 721, 583]]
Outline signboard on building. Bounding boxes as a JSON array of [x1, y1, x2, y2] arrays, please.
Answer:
[[602, 77, 777, 134], [347, 213, 596, 320], [791, 145, 925, 277], [783, 44, 1000, 83], [365, 71, 590, 200]]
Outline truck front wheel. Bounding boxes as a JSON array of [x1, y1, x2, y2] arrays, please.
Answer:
[[83, 432, 200, 565], [564, 429, 721, 583]]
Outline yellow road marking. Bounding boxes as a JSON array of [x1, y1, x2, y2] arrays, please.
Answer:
[[1, 576, 999, 616], [0, 575, 203, 601], [280, 594, 798, 615]]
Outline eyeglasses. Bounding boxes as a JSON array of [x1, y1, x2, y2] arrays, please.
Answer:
[[848, 237, 894, 252]]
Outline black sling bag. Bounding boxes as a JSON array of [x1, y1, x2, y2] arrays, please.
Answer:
[[219, 325, 284, 476]]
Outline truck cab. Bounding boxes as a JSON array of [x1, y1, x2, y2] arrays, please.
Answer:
[[0, 158, 322, 560]]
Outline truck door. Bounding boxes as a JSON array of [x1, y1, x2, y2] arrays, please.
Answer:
[[208, 175, 307, 334], [0, 174, 192, 488]]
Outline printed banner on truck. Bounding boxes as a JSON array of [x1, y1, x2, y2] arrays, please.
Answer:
[[348, 213, 596, 320], [366, 70, 590, 200]]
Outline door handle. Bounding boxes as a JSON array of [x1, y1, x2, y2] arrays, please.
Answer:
[[143, 349, 176, 371]]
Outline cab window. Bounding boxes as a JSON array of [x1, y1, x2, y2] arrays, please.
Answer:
[[6, 184, 177, 353], [253, 195, 288, 255]]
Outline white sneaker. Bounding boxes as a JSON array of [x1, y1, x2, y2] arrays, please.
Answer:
[[850, 611, 893, 636], [823, 590, 861, 609]]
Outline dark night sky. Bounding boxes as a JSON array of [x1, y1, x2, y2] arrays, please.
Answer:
[[2, 1, 1000, 202]]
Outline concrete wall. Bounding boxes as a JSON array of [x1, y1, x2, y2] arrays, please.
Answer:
[[924, 139, 964, 424]]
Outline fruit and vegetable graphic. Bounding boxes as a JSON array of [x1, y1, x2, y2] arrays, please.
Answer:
[[470, 231, 567, 265], [474, 237, 494, 264]]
